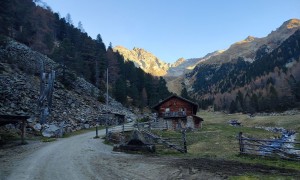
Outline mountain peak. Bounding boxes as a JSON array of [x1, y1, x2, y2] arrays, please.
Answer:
[[113, 46, 169, 76], [244, 36, 257, 42], [282, 18, 300, 29], [171, 58, 186, 67]]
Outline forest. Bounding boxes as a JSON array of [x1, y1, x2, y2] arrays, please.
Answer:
[[189, 29, 300, 113], [0, 0, 171, 108]]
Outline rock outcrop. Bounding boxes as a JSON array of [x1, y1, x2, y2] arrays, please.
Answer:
[[113, 46, 169, 76]]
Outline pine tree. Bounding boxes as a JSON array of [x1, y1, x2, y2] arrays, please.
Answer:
[[229, 100, 236, 113], [0, 0, 13, 35], [157, 77, 171, 100], [77, 21, 85, 33], [65, 13, 73, 25], [181, 87, 190, 100], [114, 77, 127, 104], [141, 87, 148, 108]]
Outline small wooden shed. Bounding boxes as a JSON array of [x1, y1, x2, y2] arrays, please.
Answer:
[[98, 112, 125, 126], [0, 115, 30, 144], [152, 95, 203, 130]]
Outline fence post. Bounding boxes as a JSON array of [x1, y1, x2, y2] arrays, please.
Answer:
[[182, 129, 187, 153], [122, 123, 125, 133], [165, 120, 168, 130], [238, 132, 244, 154], [148, 121, 151, 131], [95, 126, 99, 138], [21, 120, 26, 145], [106, 126, 108, 137]]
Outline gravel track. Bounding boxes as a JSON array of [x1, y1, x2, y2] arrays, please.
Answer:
[[2, 129, 297, 180], [1, 130, 221, 180]]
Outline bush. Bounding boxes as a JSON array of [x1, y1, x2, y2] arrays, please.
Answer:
[[0, 35, 8, 47]]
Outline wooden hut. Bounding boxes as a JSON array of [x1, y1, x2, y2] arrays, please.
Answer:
[[152, 95, 203, 130]]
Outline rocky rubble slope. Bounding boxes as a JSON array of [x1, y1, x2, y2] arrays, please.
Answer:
[[0, 39, 137, 137]]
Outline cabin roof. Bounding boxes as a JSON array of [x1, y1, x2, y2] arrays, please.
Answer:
[[0, 115, 31, 126], [152, 95, 199, 112], [192, 115, 204, 121]]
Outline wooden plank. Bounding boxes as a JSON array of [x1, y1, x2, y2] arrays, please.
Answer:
[[21, 120, 26, 144], [239, 132, 300, 161], [242, 137, 300, 144]]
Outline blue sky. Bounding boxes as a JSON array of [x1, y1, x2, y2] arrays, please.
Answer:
[[43, 0, 300, 63]]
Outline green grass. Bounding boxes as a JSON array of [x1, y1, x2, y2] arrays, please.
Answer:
[[191, 111, 300, 162], [149, 111, 300, 178], [0, 132, 20, 141], [151, 124, 279, 158], [200, 111, 300, 135], [41, 137, 57, 142], [229, 174, 296, 180]]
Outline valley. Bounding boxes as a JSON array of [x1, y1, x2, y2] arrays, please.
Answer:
[[1, 1, 300, 179], [115, 19, 300, 113]]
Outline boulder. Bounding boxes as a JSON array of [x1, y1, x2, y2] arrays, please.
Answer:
[[84, 124, 90, 129], [42, 124, 60, 137], [33, 123, 42, 131]]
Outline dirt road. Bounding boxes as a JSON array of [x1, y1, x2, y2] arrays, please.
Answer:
[[2, 129, 299, 180], [2, 129, 221, 180]]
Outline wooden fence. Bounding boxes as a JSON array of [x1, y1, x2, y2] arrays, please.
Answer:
[[134, 121, 187, 153], [142, 129, 187, 153], [105, 121, 187, 153], [238, 132, 300, 160]]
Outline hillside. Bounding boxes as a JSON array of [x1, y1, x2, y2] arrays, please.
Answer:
[[0, 0, 171, 108], [185, 27, 300, 112], [0, 38, 136, 136], [202, 19, 300, 65]]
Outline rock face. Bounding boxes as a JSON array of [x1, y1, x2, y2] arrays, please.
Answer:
[[114, 46, 225, 78], [166, 50, 224, 77], [113, 46, 169, 76], [0, 38, 137, 137]]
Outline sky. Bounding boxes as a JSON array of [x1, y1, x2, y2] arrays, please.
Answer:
[[42, 0, 300, 63]]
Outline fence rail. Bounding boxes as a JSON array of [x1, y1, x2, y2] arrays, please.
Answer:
[[106, 122, 135, 135], [238, 132, 300, 160], [141, 129, 187, 153], [105, 120, 187, 153]]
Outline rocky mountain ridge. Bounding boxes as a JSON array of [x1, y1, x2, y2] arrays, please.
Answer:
[[114, 46, 224, 77], [200, 19, 300, 65], [0, 38, 137, 137], [167, 19, 300, 95], [113, 46, 223, 79], [113, 46, 169, 76], [166, 50, 225, 77], [185, 27, 300, 112]]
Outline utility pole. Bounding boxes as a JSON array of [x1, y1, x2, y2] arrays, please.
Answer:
[[105, 68, 109, 137]]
